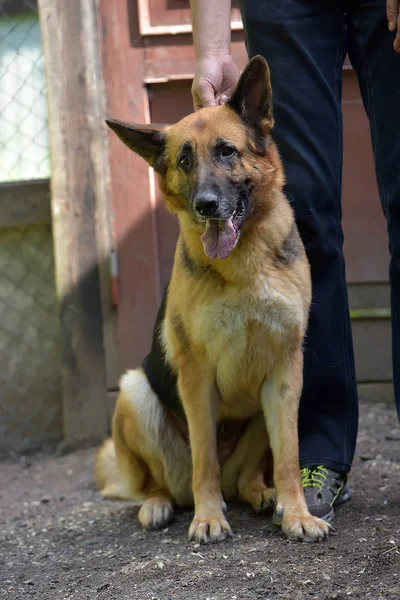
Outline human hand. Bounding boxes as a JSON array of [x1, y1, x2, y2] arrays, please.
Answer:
[[191, 54, 240, 111], [387, 0, 400, 52]]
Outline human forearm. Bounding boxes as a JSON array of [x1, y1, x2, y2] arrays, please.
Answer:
[[190, 0, 232, 58]]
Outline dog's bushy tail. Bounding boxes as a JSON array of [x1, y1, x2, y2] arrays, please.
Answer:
[[95, 438, 123, 499]]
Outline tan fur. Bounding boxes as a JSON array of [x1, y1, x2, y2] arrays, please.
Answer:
[[97, 57, 331, 543]]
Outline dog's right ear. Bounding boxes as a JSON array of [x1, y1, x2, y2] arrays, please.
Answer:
[[106, 118, 166, 172], [227, 55, 273, 135]]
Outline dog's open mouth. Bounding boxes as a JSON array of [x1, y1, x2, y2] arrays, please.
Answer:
[[200, 201, 245, 260]]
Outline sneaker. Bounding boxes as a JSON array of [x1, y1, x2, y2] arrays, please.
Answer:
[[301, 465, 353, 522]]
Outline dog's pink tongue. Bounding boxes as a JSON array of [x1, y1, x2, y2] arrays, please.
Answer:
[[200, 219, 237, 259]]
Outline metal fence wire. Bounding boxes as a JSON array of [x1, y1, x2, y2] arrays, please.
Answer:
[[0, 0, 50, 183], [0, 0, 61, 454], [0, 225, 62, 454]]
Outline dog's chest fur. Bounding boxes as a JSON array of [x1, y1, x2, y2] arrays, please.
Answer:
[[186, 275, 305, 419]]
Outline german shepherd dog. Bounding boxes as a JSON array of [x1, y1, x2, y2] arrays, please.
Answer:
[[96, 56, 330, 544]]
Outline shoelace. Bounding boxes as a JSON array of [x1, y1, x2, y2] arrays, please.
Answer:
[[301, 465, 330, 491]]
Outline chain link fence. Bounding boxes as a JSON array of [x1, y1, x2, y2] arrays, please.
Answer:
[[0, 0, 50, 182], [0, 225, 62, 453], [0, 0, 61, 454]]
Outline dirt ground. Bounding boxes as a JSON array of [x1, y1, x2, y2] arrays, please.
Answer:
[[1, 401, 399, 600]]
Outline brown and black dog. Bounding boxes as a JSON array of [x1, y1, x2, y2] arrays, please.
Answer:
[[95, 56, 330, 544]]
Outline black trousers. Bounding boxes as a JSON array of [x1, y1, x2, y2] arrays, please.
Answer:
[[240, 0, 400, 471]]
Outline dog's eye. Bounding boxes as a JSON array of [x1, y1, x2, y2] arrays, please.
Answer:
[[221, 146, 236, 158], [178, 155, 190, 168]]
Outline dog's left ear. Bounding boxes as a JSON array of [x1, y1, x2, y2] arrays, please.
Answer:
[[106, 118, 166, 172], [227, 55, 273, 135]]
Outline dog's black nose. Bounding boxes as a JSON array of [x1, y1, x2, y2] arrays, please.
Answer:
[[194, 192, 219, 218]]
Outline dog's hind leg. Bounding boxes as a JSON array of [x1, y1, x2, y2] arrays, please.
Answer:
[[113, 430, 175, 530], [221, 415, 275, 511], [238, 458, 275, 513], [96, 369, 192, 530]]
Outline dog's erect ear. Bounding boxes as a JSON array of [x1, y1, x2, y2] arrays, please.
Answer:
[[106, 118, 166, 171], [227, 55, 273, 133]]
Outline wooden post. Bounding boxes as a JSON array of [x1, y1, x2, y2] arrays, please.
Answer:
[[38, 0, 115, 445]]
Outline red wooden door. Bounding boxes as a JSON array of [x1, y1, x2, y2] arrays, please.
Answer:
[[99, 0, 389, 374]]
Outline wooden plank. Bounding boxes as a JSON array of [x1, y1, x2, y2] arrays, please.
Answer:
[[352, 319, 392, 382], [137, 0, 242, 35], [98, 0, 161, 373], [0, 179, 51, 227], [347, 283, 390, 310], [358, 382, 394, 404], [143, 34, 247, 81], [79, 0, 121, 393], [38, 0, 111, 446], [351, 309, 391, 319], [137, 0, 242, 32]]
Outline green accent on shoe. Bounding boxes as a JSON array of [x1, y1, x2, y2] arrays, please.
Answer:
[[271, 466, 352, 526], [301, 465, 352, 522]]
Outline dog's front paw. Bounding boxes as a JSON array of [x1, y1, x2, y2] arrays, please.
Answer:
[[188, 510, 232, 544], [276, 505, 330, 543]]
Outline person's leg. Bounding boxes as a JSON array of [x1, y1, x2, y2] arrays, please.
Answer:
[[240, 0, 359, 475], [347, 0, 400, 422]]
